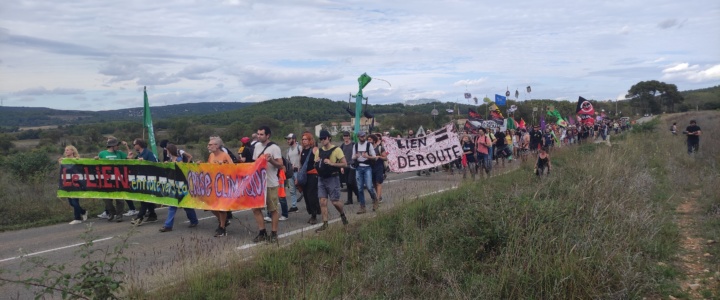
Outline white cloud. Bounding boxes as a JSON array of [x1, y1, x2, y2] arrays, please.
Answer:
[[453, 78, 488, 87], [14, 87, 84, 96], [662, 63, 720, 82], [0, 0, 717, 110]]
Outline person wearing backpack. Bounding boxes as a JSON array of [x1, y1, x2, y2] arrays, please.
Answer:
[[352, 131, 379, 214], [284, 133, 303, 212], [297, 132, 321, 224], [314, 130, 349, 232], [250, 126, 284, 243], [339, 131, 359, 205]]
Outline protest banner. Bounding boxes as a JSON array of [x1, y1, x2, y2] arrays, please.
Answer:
[[382, 123, 462, 173], [57, 157, 268, 211]]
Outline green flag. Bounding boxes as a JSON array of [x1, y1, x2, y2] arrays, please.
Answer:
[[143, 87, 158, 158], [506, 117, 517, 130]]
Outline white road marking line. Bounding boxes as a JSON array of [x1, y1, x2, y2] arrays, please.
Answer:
[[0, 237, 114, 263]]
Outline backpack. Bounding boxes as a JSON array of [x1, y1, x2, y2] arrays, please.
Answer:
[[221, 146, 239, 163], [242, 142, 256, 163], [282, 157, 294, 179], [315, 146, 340, 178]]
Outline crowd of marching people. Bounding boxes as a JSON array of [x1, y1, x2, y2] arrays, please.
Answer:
[[58, 117, 655, 243]]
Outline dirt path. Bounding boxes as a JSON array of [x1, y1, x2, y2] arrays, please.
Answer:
[[674, 190, 718, 299]]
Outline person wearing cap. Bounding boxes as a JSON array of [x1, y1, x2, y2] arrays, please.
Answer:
[[96, 137, 132, 222], [239, 136, 254, 163], [284, 133, 302, 212], [352, 131, 379, 214], [339, 131, 359, 205], [314, 130, 349, 232], [685, 120, 702, 154]]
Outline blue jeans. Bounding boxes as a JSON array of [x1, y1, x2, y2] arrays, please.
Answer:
[[355, 166, 377, 207], [163, 206, 198, 229], [67, 198, 85, 221], [488, 146, 493, 162], [288, 173, 300, 208], [477, 153, 492, 174]]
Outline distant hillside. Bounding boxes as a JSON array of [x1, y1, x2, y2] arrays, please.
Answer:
[[681, 85, 720, 110], [0, 102, 254, 127]]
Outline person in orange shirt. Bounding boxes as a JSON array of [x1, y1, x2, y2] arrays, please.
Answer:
[[264, 166, 289, 222], [207, 136, 233, 237]]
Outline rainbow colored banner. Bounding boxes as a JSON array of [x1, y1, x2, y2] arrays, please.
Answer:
[[57, 157, 268, 211]]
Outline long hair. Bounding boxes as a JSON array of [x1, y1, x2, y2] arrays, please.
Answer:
[[65, 145, 80, 158], [302, 132, 315, 148]]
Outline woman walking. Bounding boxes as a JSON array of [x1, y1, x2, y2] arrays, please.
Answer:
[[60, 145, 87, 224], [298, 132, 321, 224]]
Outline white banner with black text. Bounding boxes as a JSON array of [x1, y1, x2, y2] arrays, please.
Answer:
[[382, 123, 463, 173]]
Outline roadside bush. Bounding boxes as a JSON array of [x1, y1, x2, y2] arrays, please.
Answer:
[[3, 150, 55, 181]]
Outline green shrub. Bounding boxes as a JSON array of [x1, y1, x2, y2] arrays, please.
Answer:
[[3, 150, 55, 181]]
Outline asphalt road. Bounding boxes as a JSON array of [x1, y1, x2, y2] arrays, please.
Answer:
[[0, 168, 476, 298]]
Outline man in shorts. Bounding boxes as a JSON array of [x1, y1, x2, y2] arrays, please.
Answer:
[[314, 130, 349, 232], [252, 126, 284, 243]]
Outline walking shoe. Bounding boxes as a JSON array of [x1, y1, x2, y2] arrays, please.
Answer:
[[130, 217, 143, 226], [379, 197, 384, 203], [69, 220, 82, 225], [123, 210, 138, 217], [264, 216, 272, 223], [114, 215, 123, 222], [307, 216, 317, 225], [344, 201, 353, 205], [267, 233, 278, 243], [372, 201, 379, 212], [357, 207, 366, 214], [81, 211, 88, 221], [315, 223, 328, 232], [107, 214, 116, 222], [145, 216, 158, 223], [225, 219, 231, 227], [341, 215, 349, 225], [214, 227, 227, 237], [188, 223, 198, 228], [252, 232, 267, 243], [159, 226, 172, 232], [98, 211, 109, 219], [288, 207, 299, 213], [279, 216, 288, 221]]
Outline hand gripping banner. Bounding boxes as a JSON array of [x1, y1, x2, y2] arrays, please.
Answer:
[[382, 123, 463, 173], [57, 157, 268, 211]]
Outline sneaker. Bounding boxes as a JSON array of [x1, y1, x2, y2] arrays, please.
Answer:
[[214, 227, 227, 237], [307, 217, 317, 225], [69, 220, 82, 225], [264, 216, 272, 223], [107, 214, 115, 222], [130, 217, 143, 226], [315, 223, 328, 232], [372, 201, 379, 212], [279, 216, 288, 221], [379, 197, 384, 203], [188, 223, 198, 228], [81, 211, 88, 221], [145, 216, 158, 223], [114, 215, 123, 222], [252, 232, 267, 243], [123, 210, 138, 217], [344, 201, 353, 205], [267, 233, 278, 243], [159, 226, 172, 232], [98, 211, 109, 219], [341, 215, 349, 225], [288, 207, 299, 213], [225, 219, 231, 227], [357, 207, 366, 214]]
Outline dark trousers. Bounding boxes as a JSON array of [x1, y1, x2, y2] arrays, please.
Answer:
[[303, 174, 320, 217], [137, 202, 157, 219], [68, 198, 85, 220], [125, 200, 136, 211], [343, 167, 359, 203], [104, 199, 125, 216], [687, 141, 699, 154]]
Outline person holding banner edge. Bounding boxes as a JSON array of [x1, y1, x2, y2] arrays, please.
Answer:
[[207, 136, 233, 237], [251, 126, 284, 243]]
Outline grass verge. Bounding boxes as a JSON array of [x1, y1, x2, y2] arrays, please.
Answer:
[[126, 114, 720, 299]]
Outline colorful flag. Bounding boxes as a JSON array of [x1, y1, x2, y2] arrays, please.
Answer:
[[468, 108, 482, 120], [576, 96, 596, 126], [495, 94, 507, 106], [143, 87, 159, 158], [540, 116, 546, 130], [546, 108, 569, 127], [518, 118, 526, 129], [506, 117, 517, 130], [490, 103, 504, 120]]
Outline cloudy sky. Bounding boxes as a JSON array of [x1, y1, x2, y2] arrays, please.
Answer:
[[1, 0, 718, 111]]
